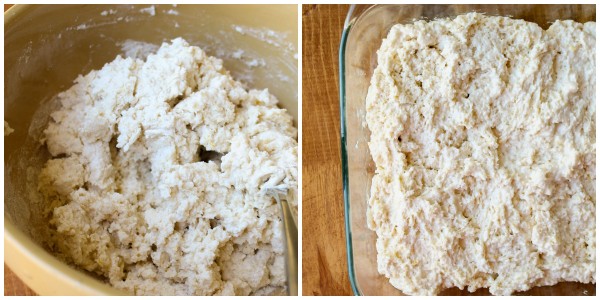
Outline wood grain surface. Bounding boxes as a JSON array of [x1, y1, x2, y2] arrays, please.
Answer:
[[4, 264, 37, 296], [301, 4, 352, 296]]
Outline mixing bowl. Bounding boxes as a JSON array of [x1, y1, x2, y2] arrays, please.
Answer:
[[4, 4, 298, 295]]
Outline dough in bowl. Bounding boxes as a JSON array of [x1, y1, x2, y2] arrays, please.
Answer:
[[366, 13, 595, 295], [39, 38, 297, 295]]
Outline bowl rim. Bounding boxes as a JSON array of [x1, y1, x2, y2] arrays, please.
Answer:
[[5, 220, 128, 295], [4, 5, 129, 295], [4, 3, 299, 295]]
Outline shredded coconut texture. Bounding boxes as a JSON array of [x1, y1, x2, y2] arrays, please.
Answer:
[[39, 38, 297, 295], [366, 13, 595, 295]]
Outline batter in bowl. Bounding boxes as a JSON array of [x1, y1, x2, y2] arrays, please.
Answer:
[[39, 38, 297, 295], [366, 13, 595, 295]]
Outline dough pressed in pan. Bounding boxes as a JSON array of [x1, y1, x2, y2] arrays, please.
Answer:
[[39, 38, 297, 295], [366, 13, 595, 295]]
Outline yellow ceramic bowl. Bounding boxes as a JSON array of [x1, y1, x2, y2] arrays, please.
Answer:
[[4, 4, 298, 295]]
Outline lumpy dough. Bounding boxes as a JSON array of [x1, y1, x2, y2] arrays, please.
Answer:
[[366, 13, 595, 295], [39, 38, 297, 295]]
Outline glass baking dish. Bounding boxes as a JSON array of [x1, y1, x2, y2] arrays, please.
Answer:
[[339, 4, 596, 296]]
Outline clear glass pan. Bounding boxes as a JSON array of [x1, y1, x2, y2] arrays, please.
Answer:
[[340, 4, 596, 296]]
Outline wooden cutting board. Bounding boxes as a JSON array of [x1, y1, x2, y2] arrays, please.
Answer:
[[301, 4, 353, 296], [4, 264, 37, 296]]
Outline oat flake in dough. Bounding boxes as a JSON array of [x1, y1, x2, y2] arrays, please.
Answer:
[[39, 38, 297, 295], [366, 13, 595, 295]]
